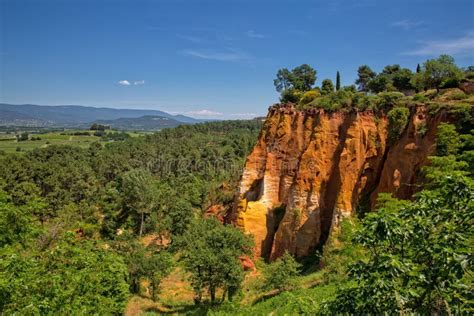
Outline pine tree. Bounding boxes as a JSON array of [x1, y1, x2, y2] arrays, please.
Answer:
[[336, 71, 341, 91]]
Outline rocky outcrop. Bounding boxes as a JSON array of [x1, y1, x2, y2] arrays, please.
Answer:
[[231, 104, 446, 260]]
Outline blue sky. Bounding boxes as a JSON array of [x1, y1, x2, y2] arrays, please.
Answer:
[[1, 0, 473, 119]]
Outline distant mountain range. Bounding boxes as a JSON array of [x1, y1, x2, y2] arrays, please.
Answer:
[[0, 103, 208, 129], [95, 115, 183, 131]]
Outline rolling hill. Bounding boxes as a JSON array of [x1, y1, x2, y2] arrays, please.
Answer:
[[94, 115, 184, 130], [0, 103, 206, 128]]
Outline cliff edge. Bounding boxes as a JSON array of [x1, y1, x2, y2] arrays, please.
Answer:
[[231, 103, 449, 260]]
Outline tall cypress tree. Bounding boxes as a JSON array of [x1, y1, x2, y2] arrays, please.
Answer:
[[336, 71, 341, 91], [416, 64, 421, 73]]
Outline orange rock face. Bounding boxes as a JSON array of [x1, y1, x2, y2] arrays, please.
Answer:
[[231, 104, 445, 260]]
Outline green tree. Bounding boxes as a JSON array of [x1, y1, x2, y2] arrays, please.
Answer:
[[336, 71, 341, 91], [274, 64, 316, 102], [112, 235, 172, 297], [436, 123, 461, 156], [0, 233, 130, 314], [120, 169, 157, 237], [273, 68, 293, 92], [177, 218, 253, 303], [355, 65, 376, 91], [321, 79, 335, 95], [392, 68, 414, 91], [0, 190, 38, 247], [367, 74, 394, 93], [422, 55, 463, 91], [416, 63, 421, 73], [381, 64, 401, 75], [262, 252, 301, 292], [291, 64, 317, 91], [326, 175, 474, 314], [387, 106, 410, 142]]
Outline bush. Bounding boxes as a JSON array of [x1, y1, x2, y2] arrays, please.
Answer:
[[299, 90, 320, 105], [352, 93, 380, 111], [412, 93, 428, 102], [387, 106, 410, 142], [262, 252, 301, 292], [280, 88, 302, 103], [377, 91, 405, 111], [436, 123, 460, 156], [447, 91, 467, 100]]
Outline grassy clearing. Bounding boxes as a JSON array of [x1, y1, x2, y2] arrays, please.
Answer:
[[0, 130, 147, 153]]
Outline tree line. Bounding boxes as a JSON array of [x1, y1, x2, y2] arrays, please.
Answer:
[[274, 55, 473, 103]]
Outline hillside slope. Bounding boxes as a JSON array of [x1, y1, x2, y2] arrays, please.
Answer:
[[0, 103, 204, 127], [94, 115, 184, 130]]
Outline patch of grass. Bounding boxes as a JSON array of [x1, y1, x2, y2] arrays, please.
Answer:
[[0, 130, 143, 153]]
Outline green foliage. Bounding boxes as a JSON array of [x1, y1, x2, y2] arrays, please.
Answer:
[[0, 120, 261, 313], [422, 55, 463, 90], [392, 68, 415, 91], [279, 88, 302, 103], [325, 175, 474, 314], [0, 191, 40, 247], [290, 64, 317, 92], [412, 93, 428, 102], [436, 123, 461, 156], [262, 252, 301, 292], [309, 89, 354, 111], [177, 217, 253, 303], [367, 73, 394, 93], [321, 79, 335, 95], [355, 65, 376, 91], [341, 84, 356, 93], [120, 169, 158, 237], [336, 71, 341, 91], [387, 106, 410, 142], [274, 64, 317, 102], [1, 233, 130, 314], [113, 235, 172, 299], [299, 90, 320, 105]]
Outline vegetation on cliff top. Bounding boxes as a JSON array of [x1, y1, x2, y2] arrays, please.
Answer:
[[274, 55, 473, 116]]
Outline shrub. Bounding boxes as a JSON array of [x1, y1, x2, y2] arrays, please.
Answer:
[[387, 106, 410, 142], [377, 92, 405, 111], [262, 252, 301, 292], [352, 93, 380, 111], [416, 121, 428, 137], [448, 91, 468, 100], [280, 88, 302, 103], [412, 93, 427, 102], [299, 90, 320, 105], [436, 123, 460, 156], [321, 79, 335, 95]]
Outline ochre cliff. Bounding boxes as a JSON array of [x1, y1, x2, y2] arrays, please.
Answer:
[[231, 104, 446, 260]]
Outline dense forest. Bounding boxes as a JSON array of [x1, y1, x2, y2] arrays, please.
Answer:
[[1, 55, 473, 315], [0, 120, 262, 314]]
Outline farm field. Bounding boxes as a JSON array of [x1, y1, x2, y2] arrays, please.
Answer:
[[0, 130, 146, 153]]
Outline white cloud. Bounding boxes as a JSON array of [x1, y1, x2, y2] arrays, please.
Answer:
[[118, 80, 131, 86], [134, 80, 145, 85], [405, 32, 474, 56], [185, 109, 223, 117], [391, 19, 424, 30], [246, 30, 264, 39], [181, 48, 248, 62]]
